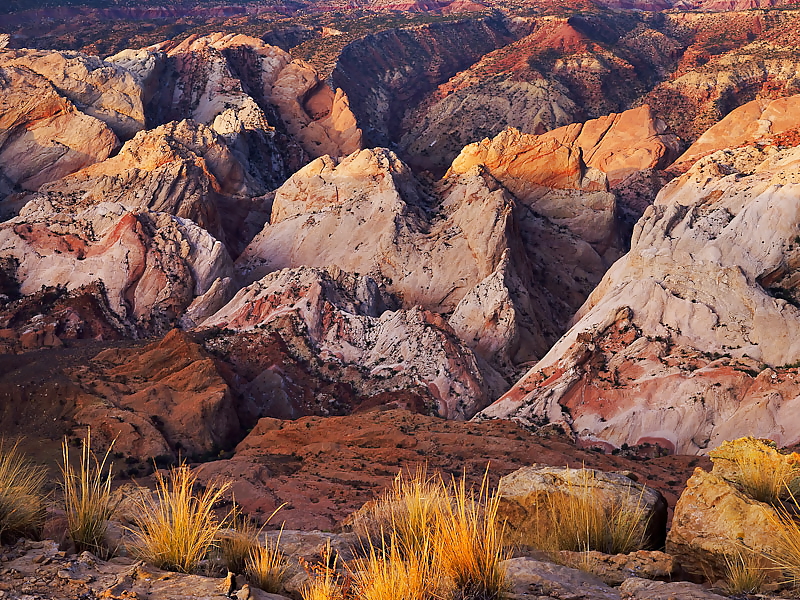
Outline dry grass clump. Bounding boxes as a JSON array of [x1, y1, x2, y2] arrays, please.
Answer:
[[246, 531, 289, 593], [61, 432, 118, 556], [763, 495, 800, 587], [304, 468, 508, 600], [722, 548, 766, 595], [732, 442, 800, 504], [127, 464, 230, 573], [0, 441, 47, 543], [436, 476, 508, 600], [528, 471, 649, 556], [218, 506, 261, 575]]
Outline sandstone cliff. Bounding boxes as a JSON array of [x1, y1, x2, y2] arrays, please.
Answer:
[[477, 141, 800, 453]]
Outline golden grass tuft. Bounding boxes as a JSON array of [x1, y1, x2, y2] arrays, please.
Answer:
[[246, 529, 289, 593], [302, 567, 346, 600], [218, 506, 261, 575], [528, 471, 649, 556], [350, 536, 441, 600], [732, 443, 800, 504], [762, 494, 800, 587], [0, 440, 46, 543], [435, 475, 509, 600], [127, 464, 230, 573], [723, 548, 766, 595], [61, 431, 118, 556]]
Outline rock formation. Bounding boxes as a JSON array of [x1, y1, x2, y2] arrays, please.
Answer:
[[0, 64, 118, 195], [477, 140, 800, 453]]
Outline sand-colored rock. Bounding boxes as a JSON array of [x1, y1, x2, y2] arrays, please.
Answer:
[[0, 48, 146, 139], [674, 94, 800, 170], [0, 65, 118, 191], [618, 578, 730, 600], [497, 465, 668, 550], [477, 142, 800, 452], [26, 119, 247, 249], [200, 265, 492, 419], [502, 557, 621, 600], [448, 106, 679, 256], [557, 550, 677, 586], [665, 466, 783, 581]]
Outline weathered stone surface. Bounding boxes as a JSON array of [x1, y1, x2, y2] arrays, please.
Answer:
[[497, 465, 668, 550], [665, 466, 782, 581], [477, 141, 800, 452], [618, 577, 730, 600], [674, 94, 800, 170], [0, 206, 234, 335], [0, 64, 118, 192], [557, 550, 677, 586], [503, 557, 621, 599], [201, 265, 492, 418], [0, 47, 146, 139]]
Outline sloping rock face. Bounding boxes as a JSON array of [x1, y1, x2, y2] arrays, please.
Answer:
[[0, 204, 234, 335], [399, 14, 685, 174], [330, 16, 520, 148], [0, 64, 119, 194], [0, 47, 146, 139], [130, 33, 361, 192], [21, 119, 254, 254], [236, 147, 608, 386], [200, 266, 491, 419], [673, 94, 800, 170], [448, 106, 680, 258], [477, 141, 800, 453]]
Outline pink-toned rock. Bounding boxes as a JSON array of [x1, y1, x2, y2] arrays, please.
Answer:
[[674, 94, 800, 170], [477, 141, 800, 453], [201, 265, 492, 419], [0, 48, 146, 139], [0, 65, 119, 191]]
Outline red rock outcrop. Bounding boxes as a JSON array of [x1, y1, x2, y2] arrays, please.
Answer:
[[672, 94, 800, 170], [478, 140, 800, 453], [448, 106, 680, 257], [0, 65, 118, 192]]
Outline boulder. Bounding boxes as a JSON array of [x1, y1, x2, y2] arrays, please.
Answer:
[[619, 578, 730, 600], [497, 465, 668, 550], [665, 466, 782, 581], [557, 550, 677, 585], [502, 557, 621, 599]]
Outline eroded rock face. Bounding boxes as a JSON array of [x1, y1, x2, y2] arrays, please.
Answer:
[[477, 141, 800, 453], [673, 94, 800, 170], [0, 64, 119, 193], [0, 47, 146, 139], [0, 205, 234, 335], [200, 265, 491, 419], [448, 106, 680, 258]]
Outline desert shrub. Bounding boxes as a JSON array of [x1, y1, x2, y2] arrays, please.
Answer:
[[332, 468, 508, 600], [435, 475, 508, 600], [61, 431, 118, 556], [723, 548, 766, 595], [528, 471, 649, 555], [127, 464, 230, 573], [0, 441, 46, 543], [732, 442, 800, 504]]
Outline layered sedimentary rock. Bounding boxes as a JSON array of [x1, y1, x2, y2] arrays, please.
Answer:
[[201, 266, 493, 418], [0, 47, 146, 139], [477, 141, 800, 453], [0, 65, 118, 194], [0, 204, 234, 335]]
